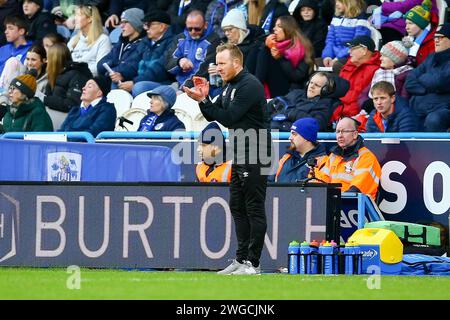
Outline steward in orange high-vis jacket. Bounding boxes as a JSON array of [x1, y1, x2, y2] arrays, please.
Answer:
[[316, 117, 381, 200], [196, 121, 232, 183]]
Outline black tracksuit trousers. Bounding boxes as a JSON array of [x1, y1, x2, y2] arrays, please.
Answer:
[[229, 164, 267, 268]]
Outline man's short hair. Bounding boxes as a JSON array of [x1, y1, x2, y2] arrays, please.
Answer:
[[339, 116, 361, 131], [216, 43, 243, 65], [4, 15, 28, 31], [186, 9, 206, 23], [371, 81, 396, 96]]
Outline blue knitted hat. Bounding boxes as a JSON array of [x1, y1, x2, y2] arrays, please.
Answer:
[[290, 118, 319, 142], [200, 122, 224, 146]]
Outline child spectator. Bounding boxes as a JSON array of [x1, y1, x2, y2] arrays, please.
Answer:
[[402, 0, 435, 66], [319, 0, 371, 74], [0, 15, 32, 81], [23, 0, 56, 42], [370, 40, 413, 99], [292, 0, 328, 57]]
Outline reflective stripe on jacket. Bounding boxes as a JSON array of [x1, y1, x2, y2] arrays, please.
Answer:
[[316, 146, 381, 200]]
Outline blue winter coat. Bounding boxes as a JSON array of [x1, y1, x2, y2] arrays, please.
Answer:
[[97, 35, 144, 81], [405, 48, 450, 117], [166, 29, 220, 86], [138, 109, 186, 132], [366, 96, 419, 132], [129, 29, 175, 83], [0, 40, 33, 74], [270, 143, 327, 183], [59, 98, 117, 137], [321, 14, 371, 59]]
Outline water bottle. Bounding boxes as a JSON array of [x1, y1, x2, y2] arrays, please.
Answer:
[[330, 240, 339, 274], [209, 63, 222, 87], [344, 241, 355, 275], [299, 241, 311, 274], [309, 240, 319, 274], [338, 242, 346, 274], [353, 242, 362, 274], [319, 241, 334, 275], [288, 241, 300, 274]]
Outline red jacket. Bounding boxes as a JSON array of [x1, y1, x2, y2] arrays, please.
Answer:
[[416, 29, 435, 66], [332, 51, 381, 122]]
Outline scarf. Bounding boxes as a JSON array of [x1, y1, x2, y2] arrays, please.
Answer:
[[276, 39, 305, 68], [408, 24, 431, 57]]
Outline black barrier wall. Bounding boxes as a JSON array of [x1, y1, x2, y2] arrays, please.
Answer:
[[0, 183, 340, 271]]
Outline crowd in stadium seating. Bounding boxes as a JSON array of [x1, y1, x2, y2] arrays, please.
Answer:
[[0, 0, 449, 134]]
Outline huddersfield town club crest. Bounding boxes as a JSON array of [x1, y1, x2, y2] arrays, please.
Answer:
[[47, 152, 82, 181]]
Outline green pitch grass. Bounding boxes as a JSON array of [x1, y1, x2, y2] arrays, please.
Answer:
[[0, 267, 449, 300]]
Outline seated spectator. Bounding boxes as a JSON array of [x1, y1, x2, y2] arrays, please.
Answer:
[[167, 0, 212, 34], [119, 10, 175, 97], [292, 0, 328, 57], [370, 40, 413, 99], [268, 72, 350, 131], [42, 32, 66, 54], [195, 121, 232, 182], [332, 36, 381, 123], [217, 8, 264, 75], [44, 43, 92, 130], [318, 0, 371, 74], [366, 81, 418, 132], [166, 10, 220, 89], [271, 117, 327, 183], [104, 0, 148, 28], [402, 0, 435, 67], [372, 0, 439, 45], [22, 0, 56, 42], [0, 15, 32, 86], [24, 44, 48, 101], [405, 23, 450, 132], [137, 85, 185, 132], [1, 73, 53, 133], [67, 4, 112, 76], [59, 76, 116, 137], [256, 15, 315, 98], [205, 0, 245, 39], [0, 0, 22, 47], [316, 117, 382, 200], [97, 8, 145, 88]]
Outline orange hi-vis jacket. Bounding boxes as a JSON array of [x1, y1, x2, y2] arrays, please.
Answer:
[[195, 161, 233, 183], [316, 139, 381, 200]]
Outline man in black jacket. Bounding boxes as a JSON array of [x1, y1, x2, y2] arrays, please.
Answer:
[[269, 72, 350, 131], [184, 43, 272, 275]]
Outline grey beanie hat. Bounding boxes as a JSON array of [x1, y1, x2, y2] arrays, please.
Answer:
[[121, 8, 145, 33]]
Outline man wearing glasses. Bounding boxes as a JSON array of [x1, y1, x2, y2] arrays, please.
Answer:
[[117, 10, 175, 97], [315, 117, 382, 201], [331, 36, 381, 125], [405, 23, 450, 132], [166, 10, 220, 91]]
